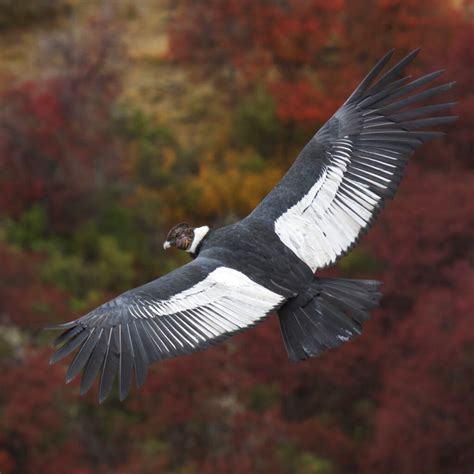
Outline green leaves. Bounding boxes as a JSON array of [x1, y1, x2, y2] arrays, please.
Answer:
[[41, 235, 135, 303], [231, 86, 281, 158], [3, 205, 47, 250]]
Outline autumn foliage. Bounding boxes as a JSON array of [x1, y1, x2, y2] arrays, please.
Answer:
[[0, 2, 473, 473]]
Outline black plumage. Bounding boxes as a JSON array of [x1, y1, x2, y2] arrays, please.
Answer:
[[49, 50, 456, 401]]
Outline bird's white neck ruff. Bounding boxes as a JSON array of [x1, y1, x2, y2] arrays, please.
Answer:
[[187, 226, 210, 253]]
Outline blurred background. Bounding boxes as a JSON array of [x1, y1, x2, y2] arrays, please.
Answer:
[[0, 1, 472, 473]]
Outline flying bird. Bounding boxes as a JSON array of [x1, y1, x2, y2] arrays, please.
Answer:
[[49, 49, 456, 402]]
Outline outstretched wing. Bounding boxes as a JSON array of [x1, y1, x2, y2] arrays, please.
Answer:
[[247, 49, 456, 272], [49, 257, 285, 402]]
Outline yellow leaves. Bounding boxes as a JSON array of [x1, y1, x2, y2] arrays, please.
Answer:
[[128, 37, 169, 63], [161, 147, 177, 172], [192, 150, 284, 219]]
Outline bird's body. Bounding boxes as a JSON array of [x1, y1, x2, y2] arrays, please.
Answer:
[[49, 49, 456, 402], [196, 221, 310, 295]]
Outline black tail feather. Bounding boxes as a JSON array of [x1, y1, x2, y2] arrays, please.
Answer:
[[278, 277, 382, 362]]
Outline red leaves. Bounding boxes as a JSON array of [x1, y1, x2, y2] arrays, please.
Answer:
[[270, 78, 340, 124], [0, 244, 70, 328], [365, 268, 474, 473], [0, 448, 15, 474], [0, 349, 86, 474], [0, 28, 123, 226]]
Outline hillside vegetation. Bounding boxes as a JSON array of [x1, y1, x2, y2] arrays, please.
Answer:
[[0, 1, 472, 473]]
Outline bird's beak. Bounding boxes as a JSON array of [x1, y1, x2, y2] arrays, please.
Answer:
[[163, 241, 171, 250]]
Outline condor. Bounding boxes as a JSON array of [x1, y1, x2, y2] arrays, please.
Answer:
[[49, 49, 456, 402]]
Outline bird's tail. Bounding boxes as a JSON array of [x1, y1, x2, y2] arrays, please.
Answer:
[[278, 277, 382, 362]]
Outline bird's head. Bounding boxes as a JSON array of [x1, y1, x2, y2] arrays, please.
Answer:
[[163, 223, 210, 253]]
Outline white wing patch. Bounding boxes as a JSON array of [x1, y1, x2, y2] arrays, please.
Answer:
[[129, 267, 284, 338], [274, 138, 382, 271]]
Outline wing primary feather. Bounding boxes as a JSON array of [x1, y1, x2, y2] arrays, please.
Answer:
[[80, 328, 106, 395], [45, 321, 77, 330], [368, 48, 420, 95], [345, 49, 395, 104], [124, 324, 141, 392], [130, 321, 149, 388], [357, 76, 412, 109], [375, 82, 456, 114], [389, 102, 457, 122], [136, 319, 164, 360], [98, 328, 119, 403], [138, 318, 162, 351], [399, 116, 458, 130], [375, 70, 446, 108], [53, 325, 83, 347], [50, 329, 89, 365], [66, 328, 100, 383], [119, 324, 135, 400]]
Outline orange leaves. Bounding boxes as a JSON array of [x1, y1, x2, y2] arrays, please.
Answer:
[[192, 150, 283, 219]]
